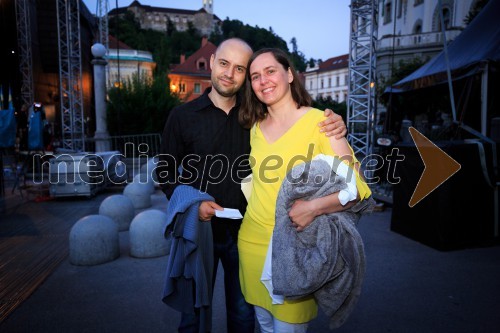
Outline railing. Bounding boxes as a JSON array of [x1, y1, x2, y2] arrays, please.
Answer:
[[377, 29, 462, 50], [84, 133, 162, 157]]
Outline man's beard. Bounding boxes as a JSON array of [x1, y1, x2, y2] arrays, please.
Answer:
[[212, 76, 239, 98]]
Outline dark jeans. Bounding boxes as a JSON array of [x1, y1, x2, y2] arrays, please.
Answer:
[[179, 230, 255, 333]]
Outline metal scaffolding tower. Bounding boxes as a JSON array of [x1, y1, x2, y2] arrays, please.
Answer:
[[97, 0, 109, 86], [15, 0, 34, 107], [56, 0, 85, 152], [97, 0, 109, 52], [347, 0, 378, 159]]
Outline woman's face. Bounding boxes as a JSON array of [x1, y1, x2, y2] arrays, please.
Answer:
[[249, 52, 293, 106]]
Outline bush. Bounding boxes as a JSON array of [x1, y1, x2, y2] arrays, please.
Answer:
[[107, 74, 181, 135]]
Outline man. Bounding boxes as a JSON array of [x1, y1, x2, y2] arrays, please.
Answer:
[[157, 38, 346, 333]]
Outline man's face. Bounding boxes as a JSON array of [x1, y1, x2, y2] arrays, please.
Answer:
[[210, 40, 252, 98]]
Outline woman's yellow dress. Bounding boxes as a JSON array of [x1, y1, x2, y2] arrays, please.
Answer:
[[238, 108, 371, 324]]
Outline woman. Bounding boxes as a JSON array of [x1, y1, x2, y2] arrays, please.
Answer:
[[237, 48, 371, 332]]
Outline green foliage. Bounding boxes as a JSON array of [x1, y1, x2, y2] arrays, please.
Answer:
[[109, 13, 312, 73], [106, 74, 181, 135], [210, 19, 307, 70], [289, 37, 307, 72], [108, 12, 202, 75], [464, 0, 489, 25], [377, 57, 428, 105], [312, 96, 347, 120]]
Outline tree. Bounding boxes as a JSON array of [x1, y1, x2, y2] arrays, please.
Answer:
[[377, 56, 428, 105], [464, 0, 489, 25], [214, 19, 288, 53], [106, 74, 181, 135], [289, 37, 307, 72], [312, 96, 347, 120]]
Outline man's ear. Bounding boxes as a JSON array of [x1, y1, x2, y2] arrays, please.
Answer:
[[210, 54, 215, 70]]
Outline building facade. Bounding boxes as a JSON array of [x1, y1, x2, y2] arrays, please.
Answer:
[[106, 35, 156, 88], [304, 54, 349, 103], [109, 0, 221, 37], [376, 0, 476, 87], [168, 37, 216, 102]]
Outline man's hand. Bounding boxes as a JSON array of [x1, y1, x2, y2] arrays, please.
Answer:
[[199, 201, 223, 222], [318, 108, 347, 139]]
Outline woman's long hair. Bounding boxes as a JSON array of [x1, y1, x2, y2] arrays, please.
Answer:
[[239, 48, 312, 129]]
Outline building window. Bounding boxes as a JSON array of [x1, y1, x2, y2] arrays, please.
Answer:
[[344, 93, 347, 101], [198, 60, 206, 70], [397, 0, 403, 18], [335, 94, 339, 102], [328, 78, 332, 87], [321, 79, 324, 89], [336, 76, 340, 86], [180, 83, 186, 93], [384, 1, 392, 24], [309, 81, 313, 90], [194, 83, 201, 94], [413, 20, 423, 43], [345, 75, 348, 85], [437, 7, 452, 30]]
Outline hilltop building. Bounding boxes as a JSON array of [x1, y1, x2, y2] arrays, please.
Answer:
[[108, 0, 221, 37]]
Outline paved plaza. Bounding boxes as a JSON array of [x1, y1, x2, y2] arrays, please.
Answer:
[[1, 184, 500, 333]]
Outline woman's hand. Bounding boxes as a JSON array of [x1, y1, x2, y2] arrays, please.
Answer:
[[289, 199, 319, 232], [199, 200, 223, 222], [318, 109, 347, 139], [289, 193, 357, 232]]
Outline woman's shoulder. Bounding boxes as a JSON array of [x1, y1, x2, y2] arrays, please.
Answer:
[[305, 107, 327, 121]]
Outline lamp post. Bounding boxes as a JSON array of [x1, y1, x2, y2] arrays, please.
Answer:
[[91, 43, 111, 152]]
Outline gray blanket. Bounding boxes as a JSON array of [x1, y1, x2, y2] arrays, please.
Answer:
[[272, 159, 374, 329]]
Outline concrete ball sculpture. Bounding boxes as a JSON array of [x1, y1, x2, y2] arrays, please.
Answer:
[[129, 209, 171, 258], [139, 156, 159, 184], [98, 194, 135, 231], [69, 214, 120, 266], [123, 181, 152, 209], [133, 173, 155, 194]]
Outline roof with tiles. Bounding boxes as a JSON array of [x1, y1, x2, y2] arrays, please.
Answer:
[[170, 38, 216, 76], [317, 54, 349, 72], [108, 35, 133, 50]]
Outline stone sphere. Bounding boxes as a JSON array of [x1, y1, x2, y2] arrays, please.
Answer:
[[133, 173, 155, 194], [129, 209, 171, 258], [123, 182, 152, 209], [140, 157, 159, 184], [91, 43, 106, 58], [69, 215, 120, 266], [98, 194, 135, 231]]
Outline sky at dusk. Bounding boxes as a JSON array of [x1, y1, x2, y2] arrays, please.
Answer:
[[82, 0, 352, 61]]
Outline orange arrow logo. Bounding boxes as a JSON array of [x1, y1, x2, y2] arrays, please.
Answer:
[[408, 127, 461, 207]]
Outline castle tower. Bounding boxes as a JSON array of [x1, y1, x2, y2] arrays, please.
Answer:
[[203, 0, 213, 14]]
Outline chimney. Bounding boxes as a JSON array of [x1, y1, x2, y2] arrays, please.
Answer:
[[201, 36, 208, 47], [180, 54, 185, 64]]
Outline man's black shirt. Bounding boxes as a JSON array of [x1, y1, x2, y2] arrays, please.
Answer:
[[157, 88, 251, 242]]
